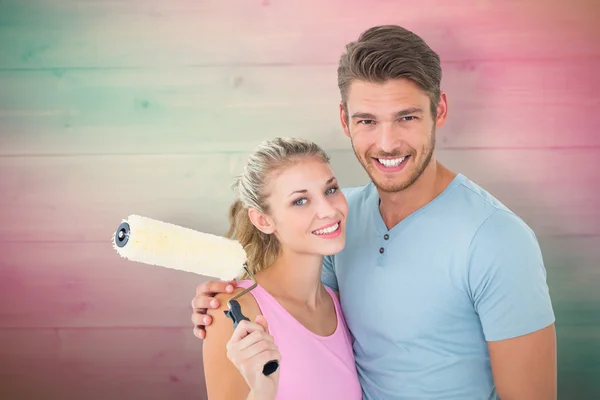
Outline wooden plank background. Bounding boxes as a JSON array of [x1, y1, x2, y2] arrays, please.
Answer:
[[0, 0, 598, 399]]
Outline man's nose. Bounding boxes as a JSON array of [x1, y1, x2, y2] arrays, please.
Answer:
[[375, 123, 399, 153]]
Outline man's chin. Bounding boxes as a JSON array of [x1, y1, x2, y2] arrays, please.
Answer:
[[368, 170, 416, 193], [373, 180, 408, 193], [356, 158, 408, 192]]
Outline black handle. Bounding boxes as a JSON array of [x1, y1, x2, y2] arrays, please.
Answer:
[[224, 299, 280, 376]]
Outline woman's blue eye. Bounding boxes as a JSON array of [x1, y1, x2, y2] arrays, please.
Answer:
[[293, 186, 338, 206], [293, 198, 307, 206]]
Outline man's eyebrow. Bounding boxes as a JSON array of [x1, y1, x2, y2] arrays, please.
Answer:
[[288, 177, 337, 196], [351, 112, 377, 119], [395, 107, 424, 117], [351, 107, 424, 119]]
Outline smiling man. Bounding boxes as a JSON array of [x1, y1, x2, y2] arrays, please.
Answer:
[[192, 25, 557, 399]]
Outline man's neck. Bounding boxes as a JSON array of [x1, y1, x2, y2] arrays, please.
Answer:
[[378, 160, 456, 230]]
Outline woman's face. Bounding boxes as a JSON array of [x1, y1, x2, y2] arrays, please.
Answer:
[[252, 156, 348, 258]]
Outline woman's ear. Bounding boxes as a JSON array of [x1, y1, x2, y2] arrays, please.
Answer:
[[248, 208, 275, 235]]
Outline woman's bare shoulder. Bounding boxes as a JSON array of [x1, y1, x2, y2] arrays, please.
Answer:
[[209, 284, 262, 327]]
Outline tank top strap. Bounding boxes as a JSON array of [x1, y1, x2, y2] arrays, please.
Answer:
[[323, 285, 344, 325], [234, 279, 270, 306], [234, 280, 287, 315], [235, 279, 270, 302], [323, 285, 354, 347], [232, 280, 282, 334]]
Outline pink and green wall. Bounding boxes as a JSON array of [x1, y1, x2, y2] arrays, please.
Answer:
[[1, 0, 598, 398]]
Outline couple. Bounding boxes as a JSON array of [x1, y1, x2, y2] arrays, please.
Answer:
[[194, 25, 557, 400]]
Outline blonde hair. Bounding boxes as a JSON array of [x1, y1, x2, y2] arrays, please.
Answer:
[[226, 137, 330, 278]]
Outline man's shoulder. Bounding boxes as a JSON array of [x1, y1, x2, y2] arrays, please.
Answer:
[[453, 175, 535, 238], [447, 177, 540, 264], [471, 208, 538, 251], [341, 182, 373, 205]]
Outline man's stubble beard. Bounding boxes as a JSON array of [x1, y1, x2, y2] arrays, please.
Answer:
[[350, 126, 436, 194]]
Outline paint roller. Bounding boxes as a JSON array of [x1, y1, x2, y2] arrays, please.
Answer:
[[111, 214, 279, 376]]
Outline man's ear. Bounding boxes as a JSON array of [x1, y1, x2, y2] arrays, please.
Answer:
[[339, 102, 351, 138], [248, 208, 275, 234], [435, 91, 449, 128]]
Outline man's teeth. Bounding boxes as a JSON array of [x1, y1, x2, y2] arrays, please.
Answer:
[[378, 156, 406, 167], [313, 223, 339, 235]]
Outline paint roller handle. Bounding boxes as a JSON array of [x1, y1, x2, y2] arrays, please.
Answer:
[[225, 299, 280, 376]]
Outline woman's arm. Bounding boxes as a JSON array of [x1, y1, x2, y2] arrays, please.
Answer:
[[203, 288, 278, 400], [203, 289, 252, 399]]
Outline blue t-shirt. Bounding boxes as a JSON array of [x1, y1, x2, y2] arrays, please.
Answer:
[[322, 173, 555, 400]]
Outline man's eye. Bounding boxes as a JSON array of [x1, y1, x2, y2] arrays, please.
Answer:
[[358, 120, 374, 125]]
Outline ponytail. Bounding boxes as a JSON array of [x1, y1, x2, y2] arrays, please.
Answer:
[[226, 199, 280, 279]]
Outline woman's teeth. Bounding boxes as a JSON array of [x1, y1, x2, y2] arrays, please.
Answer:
[[378, 156, 406, 167], [313, 223, 339, 235]]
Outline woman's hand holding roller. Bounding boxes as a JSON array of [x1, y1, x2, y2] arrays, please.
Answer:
[[227, 315, 281, 400]]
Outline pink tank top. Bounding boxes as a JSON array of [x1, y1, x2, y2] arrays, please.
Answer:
[[235, 280, 362, 400]]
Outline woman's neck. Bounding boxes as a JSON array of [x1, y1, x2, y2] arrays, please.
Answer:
[[255, 250, 327, 310]]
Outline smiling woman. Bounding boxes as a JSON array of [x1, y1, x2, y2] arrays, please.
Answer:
[[201, 137, 362, 400]]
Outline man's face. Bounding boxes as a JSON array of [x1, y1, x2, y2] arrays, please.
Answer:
[[340, 78, 447, 193]]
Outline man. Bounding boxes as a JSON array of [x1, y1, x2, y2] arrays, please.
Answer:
[[191, 25, 557, 399]]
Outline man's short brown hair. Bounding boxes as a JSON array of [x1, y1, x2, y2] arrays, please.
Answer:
[[337, 25, 442, 119]]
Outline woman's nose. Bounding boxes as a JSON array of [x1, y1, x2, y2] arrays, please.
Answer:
[[315, 196, 337, 219]]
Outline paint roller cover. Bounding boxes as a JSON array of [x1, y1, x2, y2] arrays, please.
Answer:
[[112, 214, 247, 281]]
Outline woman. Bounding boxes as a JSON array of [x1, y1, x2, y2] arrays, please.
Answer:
[[202, 137, 362, 400]]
